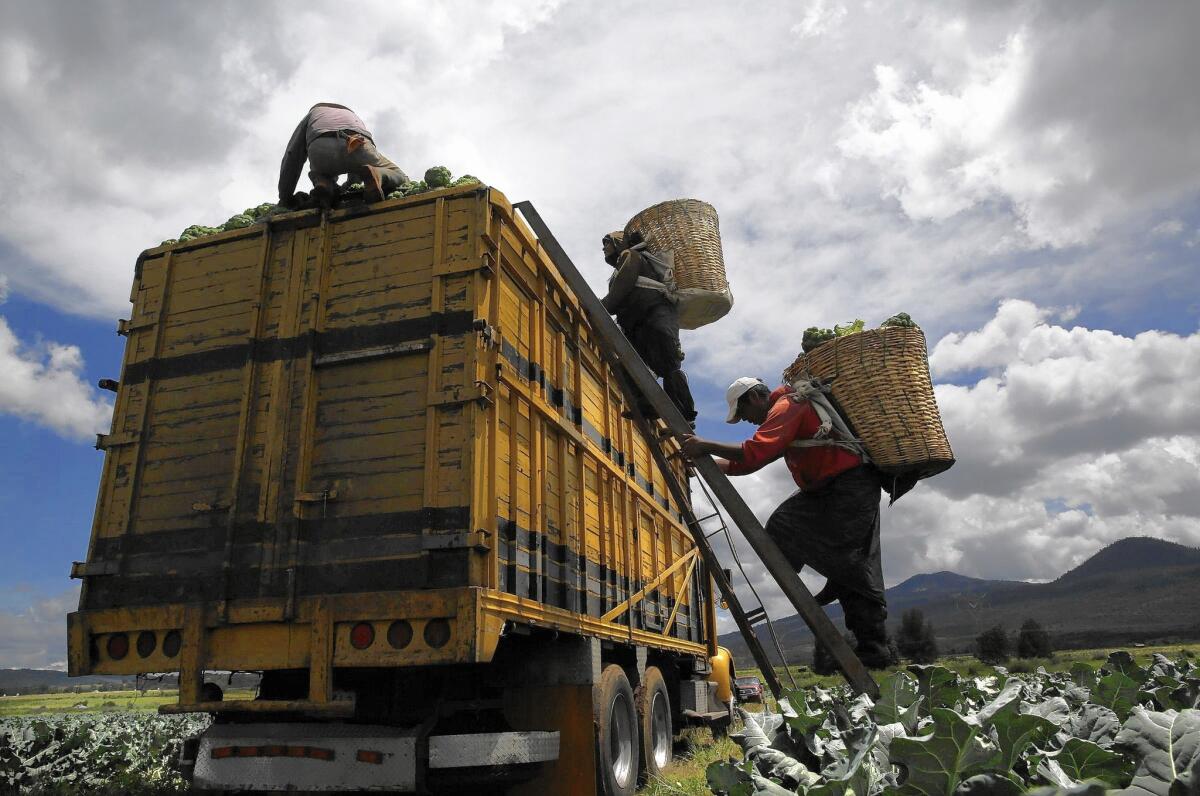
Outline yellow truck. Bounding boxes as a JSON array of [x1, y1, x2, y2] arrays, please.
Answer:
[[67, 183, 733, 794]]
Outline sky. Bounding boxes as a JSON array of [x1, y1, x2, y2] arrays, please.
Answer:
[[1, 0, 1198, 668]]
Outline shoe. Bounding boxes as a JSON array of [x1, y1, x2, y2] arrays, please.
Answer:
[[362, 166, 385, 203], [856, 640, 898, 670], [813, 582, 839, 606], [311, 178, 337, 210]]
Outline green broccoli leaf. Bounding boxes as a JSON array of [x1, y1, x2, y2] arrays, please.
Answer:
[[891, 708, 1000, 796], [1053, 737, 1133, 788], [1112, 706, 1200, 796]]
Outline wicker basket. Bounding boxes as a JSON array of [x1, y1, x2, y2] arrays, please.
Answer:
[[624, 199, 733, 329], [782, 327, 954, 479]]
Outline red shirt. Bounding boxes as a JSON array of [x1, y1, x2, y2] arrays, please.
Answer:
[[724, 386, 863, 491]]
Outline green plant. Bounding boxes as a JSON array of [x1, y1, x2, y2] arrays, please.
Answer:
[[1018, 618, 1054, 658], [977, 625, 1011, 665], [705, 650, 1200, 795]]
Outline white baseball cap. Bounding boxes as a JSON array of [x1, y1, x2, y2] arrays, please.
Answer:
[[725, 377, 765, 423]]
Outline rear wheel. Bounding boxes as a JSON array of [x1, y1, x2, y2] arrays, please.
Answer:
[[637, 666, 672, 782], [596, 664, 638, 796]]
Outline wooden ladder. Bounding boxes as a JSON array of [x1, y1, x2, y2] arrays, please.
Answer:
[[514, 201, 879, 700]]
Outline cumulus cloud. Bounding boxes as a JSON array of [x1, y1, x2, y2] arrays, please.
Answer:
[[710, 302, 1200, 629], [0, 316, 113, 441], [0, 586, 78, 669], [0, 0, 1197, 377]]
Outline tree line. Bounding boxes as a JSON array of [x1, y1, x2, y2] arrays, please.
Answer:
[[811, 611, 1055, 673]]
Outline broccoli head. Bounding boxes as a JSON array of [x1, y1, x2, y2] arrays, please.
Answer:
[[881, 312, 917, 328], [452, 174, 481, 186], [222, 214, 254, 231], [178, 224, 221, 242], [404, 180, 430, 196], [424, 166, 453, 188], [802, 326, 835, 353]]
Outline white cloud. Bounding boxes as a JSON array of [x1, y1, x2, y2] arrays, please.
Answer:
[[1151, 219, 1184, 237], [792, 0, 847, 39], [0, 586, 78, 669], [0, 316, 113, 441]]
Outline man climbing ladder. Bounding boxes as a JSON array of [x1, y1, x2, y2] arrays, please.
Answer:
[[680, 377, 896, 669]]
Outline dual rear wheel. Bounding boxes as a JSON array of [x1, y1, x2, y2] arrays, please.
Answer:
[[596, 664, 673, 796]]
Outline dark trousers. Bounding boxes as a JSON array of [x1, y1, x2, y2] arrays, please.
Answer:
[[764, 466, 889, 653], [624, 309, 696, 422]]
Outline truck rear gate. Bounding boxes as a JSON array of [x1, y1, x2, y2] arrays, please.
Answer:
[[69, 184, 726, 793]]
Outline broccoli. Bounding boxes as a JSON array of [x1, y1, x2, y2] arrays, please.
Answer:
[[834, 319, 865, 337], [221, 214, 254, 231], [244, 203, 276, 219], [404, 180, 430, 196], [424, 166, 452, 188], [178, 224, 221, 242], [881, 313, 918, 329], [452, 174, 481, 186], [386, 189, 406, 200], [802, 327, 835, 353], [160, 238, 178, 247]]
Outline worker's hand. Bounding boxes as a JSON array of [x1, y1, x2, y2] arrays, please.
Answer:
[[678, 434, 705, 459]]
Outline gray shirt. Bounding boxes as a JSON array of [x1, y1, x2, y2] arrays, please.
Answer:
[[278, 103, 374, 202]]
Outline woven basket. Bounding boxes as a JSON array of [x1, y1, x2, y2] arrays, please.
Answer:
[[782, 327, 954, 479], [624, 199, 733, 329]]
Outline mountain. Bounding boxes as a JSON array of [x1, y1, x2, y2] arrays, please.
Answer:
[[718, 536, 1200, 665], [0, 669, 262, 694]]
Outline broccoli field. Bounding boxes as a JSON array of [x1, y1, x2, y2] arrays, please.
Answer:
[[4, 652, 1197, 794], [706, 651, 1200, 796], [0, 712, 208, 794]]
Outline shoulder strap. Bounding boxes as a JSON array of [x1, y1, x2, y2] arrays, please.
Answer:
[[784, 380, 870, 462]]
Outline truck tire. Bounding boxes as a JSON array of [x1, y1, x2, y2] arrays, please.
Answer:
[[637, 666, 672, 782], [596, 664, 638, 796]]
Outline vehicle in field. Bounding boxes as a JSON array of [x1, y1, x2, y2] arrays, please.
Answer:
[[733, 675, 764, 702], [67, 184, 733, 795]]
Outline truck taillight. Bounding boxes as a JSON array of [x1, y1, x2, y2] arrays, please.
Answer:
[[350, 622, 375, 649], [106, 633, 129, 660]]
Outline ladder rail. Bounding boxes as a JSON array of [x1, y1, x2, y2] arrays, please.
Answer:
[[614, 372, 787, 701], [513, 200, 879, 699]]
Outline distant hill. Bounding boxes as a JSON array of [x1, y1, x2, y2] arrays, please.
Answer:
[[718, 536, 1200, 665], [0, 669, 136, 694], [0, 668, 261, 695]]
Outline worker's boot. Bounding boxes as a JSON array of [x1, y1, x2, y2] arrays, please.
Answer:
[[361, 166, 386, 203], [310, 174, 338, 210]]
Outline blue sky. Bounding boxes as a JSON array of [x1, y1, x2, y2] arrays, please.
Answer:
[[1, 0, 1198, 667]]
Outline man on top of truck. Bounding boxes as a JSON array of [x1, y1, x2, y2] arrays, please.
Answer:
[[678, 377, 896, 669], [278, 102, 409, 209], [600, 230, 697, 426]]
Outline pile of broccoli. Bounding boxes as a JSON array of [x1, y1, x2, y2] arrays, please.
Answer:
[[159, 168, 482, 247], [385, 167, 479, 199], [801, 314, 919, 353]]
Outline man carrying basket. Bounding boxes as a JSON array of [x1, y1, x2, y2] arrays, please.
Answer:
[[678, 377, 896, 669], [600, 231, 698, 425]]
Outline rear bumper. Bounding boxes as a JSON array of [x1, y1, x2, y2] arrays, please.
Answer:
[[188, 722, 558, 792]]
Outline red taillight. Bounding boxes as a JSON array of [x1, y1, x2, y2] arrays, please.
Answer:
[[350, 622, 375, 650], [357, 749, 384, 764], [106, 633, 129, 660]]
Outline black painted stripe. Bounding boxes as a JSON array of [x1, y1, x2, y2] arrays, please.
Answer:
[[122, 310, 474, 385]]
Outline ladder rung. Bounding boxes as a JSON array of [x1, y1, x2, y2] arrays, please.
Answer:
[[744, 607, 769, 626], [704, 527, 727, 540], [692, 511, 721, 525]]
